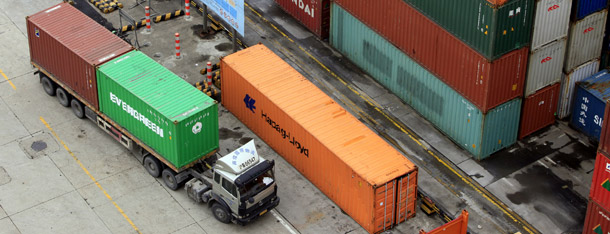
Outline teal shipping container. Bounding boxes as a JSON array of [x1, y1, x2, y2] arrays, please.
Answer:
[[97, 51, 219, 169], [405, 0, 534, 60], [331, 5, 521, 159]]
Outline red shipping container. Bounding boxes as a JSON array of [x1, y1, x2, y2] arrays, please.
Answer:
[[333, 0, 528, 113], [27, 3, 133, 110], [583, 199, 610, 234], [591, 151, 610, 210], [419, 210, 469, 234], [599, 100, 610, 154], [518, 83, 560, 139], [273, 0, 330, 39]]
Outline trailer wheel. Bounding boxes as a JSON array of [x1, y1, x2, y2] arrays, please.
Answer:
[[56, 88, 71, 107], [70, 99, 85, 119], [41, 76, 56, 96], [211, 203, 231, 223], [162, 168, 180, 190], [144, 155, 162, 178]]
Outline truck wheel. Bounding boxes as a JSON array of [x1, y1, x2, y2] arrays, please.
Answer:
[[162, 168, 180, 190], [211, 203, 231, 223], [41, 76, 56, 96], [70, 99, 85, 119], [144, 155, 162, 178], [56, 88, 71, 107]]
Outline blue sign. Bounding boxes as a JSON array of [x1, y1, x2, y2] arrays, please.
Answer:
[[244, 94, 256, 113], [199, 0, 244, 36]]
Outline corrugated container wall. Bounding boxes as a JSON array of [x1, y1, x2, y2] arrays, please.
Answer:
[[26, 3, 132, 110], [583, 197, 610, 234], [331, 1, 528, 113], [530, 0, 572, 50], [564, 9, 607, 72], [330, 6, 522, 160], [557, 59, 600, 119], [600, 101, 610, 154], [273, 0, 330, 39], [97, 51, 219, 170], [221, 44, 418, 234], [403, 0, 534, 59], [590, 151, 610, 210], [573, 0, 608, 20], [420, 210, 469, 234], [525, 38, 567, 96], [570, 70, 610, 141], [519, 83, 560, 139]]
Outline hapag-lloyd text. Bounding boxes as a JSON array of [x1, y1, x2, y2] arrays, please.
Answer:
[[261, 110, 309, 157]]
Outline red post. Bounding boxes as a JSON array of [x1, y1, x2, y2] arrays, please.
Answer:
[[175, 33, 181, 59], [185, 0, 191, 19], [206, 62, 212, 86], [145, 6, 151, 32]]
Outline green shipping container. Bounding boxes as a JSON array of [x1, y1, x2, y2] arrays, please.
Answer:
[[331, 6, 521, 159], [405, 0, 534, 60], [97, 51, 219, 169]]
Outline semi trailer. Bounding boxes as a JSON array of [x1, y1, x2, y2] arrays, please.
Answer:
[[27, 3, 278, 224]]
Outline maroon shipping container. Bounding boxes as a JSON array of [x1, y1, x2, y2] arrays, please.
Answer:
[[27, 3, 132, 110], [333, 0, 528, 113], [273, 0, 330, 39], [599, 100, 610, 154], [583, 199, 610, 234], [518, 83, 560, 139], [590, 151, 610, 210]]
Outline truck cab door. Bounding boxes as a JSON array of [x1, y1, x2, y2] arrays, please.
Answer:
[[220, 177, 239, 213]]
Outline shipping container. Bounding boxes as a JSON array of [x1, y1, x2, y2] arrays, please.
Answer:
[[525, 38, 567, 96], [591, 151, 610, 209], [519, 83, 560, 139], [583, 198, 610, 234], [221, 44, 418, 233], [571, 70, 610, 141], [564, 10, 607, 72], [26, 3, 133, 110], [530, 0, 572, 50], [272, 0, 330, 39], [419, 210, 469, 234], [397, 0, 534, 59], [330, 7, 522, 160], [558, 59, 600, 119], [573, 0, 608, 20], [97, 51, 219, 170], [601, 101, 610, 154], [331, 2, 528, 113]]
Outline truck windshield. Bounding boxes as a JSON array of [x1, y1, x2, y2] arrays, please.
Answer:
[[239, 169, 274, 197]]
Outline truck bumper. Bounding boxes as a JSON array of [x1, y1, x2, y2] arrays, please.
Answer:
[[235, 196, 280, 225]]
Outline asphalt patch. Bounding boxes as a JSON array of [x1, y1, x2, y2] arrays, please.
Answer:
[[219, 127, 243, 140]]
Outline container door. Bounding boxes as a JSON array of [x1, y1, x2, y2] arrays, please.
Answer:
[[373, 180, 396, 232], [395, 171, 418, 224]]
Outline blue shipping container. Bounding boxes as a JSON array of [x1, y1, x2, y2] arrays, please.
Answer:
[[574, 0, 608, 20], [571, 70, 610, 141], [330, 4, 521, 160]]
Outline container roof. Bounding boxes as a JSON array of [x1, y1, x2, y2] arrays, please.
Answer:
[[28, 3, 132, 66], [97, 50, 215, 122], [579, 69, 610, 102], [221, 44, 416, 185]]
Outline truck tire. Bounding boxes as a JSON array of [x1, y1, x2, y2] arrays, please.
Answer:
[[211, 203, 231, 223], [144, 155, 162, 178], [56, 88, 71, 107], [70, 99, 85, 119], [41, 76, 56, 96], [162, 168, 179, 190]]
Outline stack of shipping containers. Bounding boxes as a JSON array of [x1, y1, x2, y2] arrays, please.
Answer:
[[326, 0, 533, 160], [558, 0, 607, 119], [583, 101, 610, 233], [571, 70, 610, 140], [518, 0, 571, 139]]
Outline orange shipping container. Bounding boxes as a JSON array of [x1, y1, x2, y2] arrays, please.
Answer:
[[221, 44, 418, 234]]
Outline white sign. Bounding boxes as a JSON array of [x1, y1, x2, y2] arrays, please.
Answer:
[[198, 0, 244, 36]]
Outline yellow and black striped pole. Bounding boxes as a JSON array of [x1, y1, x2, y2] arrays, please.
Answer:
[[121, 19, 146, 33], [153, 10, 184, 23]]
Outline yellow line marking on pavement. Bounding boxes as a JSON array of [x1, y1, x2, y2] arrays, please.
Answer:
[[0, 69, 16, 90], [40, 117, 142, 234], [244, 2, 537, 233]]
